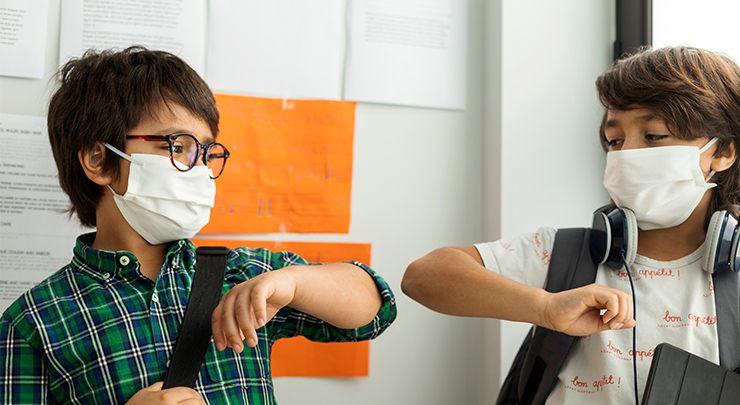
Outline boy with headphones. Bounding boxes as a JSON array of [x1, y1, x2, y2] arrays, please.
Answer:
[[0, 47, 397, 404], [403, 45, 740, 404]]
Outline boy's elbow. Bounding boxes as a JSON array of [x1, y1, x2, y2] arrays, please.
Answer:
[[402, 246, 480, 301], [401, 255, 433, 300]]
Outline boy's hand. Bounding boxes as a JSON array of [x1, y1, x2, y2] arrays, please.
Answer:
[[541, 283, 635, 336], [211, 270, 297, 353], [126, 382, 204, 404]]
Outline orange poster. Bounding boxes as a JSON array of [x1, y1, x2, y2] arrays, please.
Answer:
[[202, 95, 356, 234], [192, 237, 371, 377]]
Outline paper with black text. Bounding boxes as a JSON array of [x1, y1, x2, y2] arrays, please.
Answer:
[[0, 114, 89, 312], [58, 0, 206, 76], [207, 0, 343, 100], [344, 0, 468, 110], [0, 0, 49, 79]]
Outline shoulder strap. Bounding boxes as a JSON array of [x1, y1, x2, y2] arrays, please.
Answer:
[[496, 228, 598, 405], [522, 228, 598, 405], [162, 246, 229, 389], [543, 228, 597, 293], [712, 269, 740, 371]]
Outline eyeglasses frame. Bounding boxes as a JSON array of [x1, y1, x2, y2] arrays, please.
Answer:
[[125, 133, 230, 179]]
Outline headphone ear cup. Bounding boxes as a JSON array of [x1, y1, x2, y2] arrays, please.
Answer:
[[590, 211, 611, 265], [622, 208, 638, 267], [702, 211, 740, 274], [590, 205, 638, 269], [731, 216, 740, 273], [702, 211, 726, 274]]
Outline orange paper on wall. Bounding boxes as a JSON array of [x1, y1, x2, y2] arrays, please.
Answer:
[[191, 237, 371, 377], [202, 95, 356, 234]]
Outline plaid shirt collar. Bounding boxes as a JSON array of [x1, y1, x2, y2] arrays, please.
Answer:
[[71, 232, 195, 282]]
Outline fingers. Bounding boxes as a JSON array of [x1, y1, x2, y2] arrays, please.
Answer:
[[546, 283, 636, 336], [211, 284, 266, 354], [161, 387, 203, 404], [233, 293, 259, 350], [250, 287, 268, 333], [126, 382, 205, 404], [148, 381, 164, 391], [211, 299, 227, 351], [595, 286, 634, 331], [211, 272, 295, 353], [220, 289, 247, 353], [240, 287, 267, 349], [614, 288, 635, 329]]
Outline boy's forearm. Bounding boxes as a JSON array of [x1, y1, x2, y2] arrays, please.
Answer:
[[402, 247, 548, 326], [284, 263, 383, 329]]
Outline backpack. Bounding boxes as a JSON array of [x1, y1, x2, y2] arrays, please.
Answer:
[[495, 228, 740, 405]]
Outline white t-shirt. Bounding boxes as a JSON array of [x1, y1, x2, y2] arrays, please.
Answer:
[[475, 227, 719, 405]]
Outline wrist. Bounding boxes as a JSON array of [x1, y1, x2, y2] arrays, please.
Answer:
[[279, 265, 304, 305], [530, 287, 553, 329]]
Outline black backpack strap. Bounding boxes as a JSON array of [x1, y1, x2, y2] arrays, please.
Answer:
[[542, 228, 597, 293], [712, 269, 740, 371], [162, 246, 229, 388], [496, 228, 598, 405]]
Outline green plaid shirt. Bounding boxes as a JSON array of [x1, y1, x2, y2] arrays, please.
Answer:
[[0, 233, 396, 404]]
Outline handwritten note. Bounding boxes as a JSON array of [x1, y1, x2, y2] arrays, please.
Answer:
[[201, 94, 356, 234]]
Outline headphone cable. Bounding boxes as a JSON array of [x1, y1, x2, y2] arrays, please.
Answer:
[[621, 250, 639, 405]]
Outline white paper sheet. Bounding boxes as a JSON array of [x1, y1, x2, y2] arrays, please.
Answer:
[[207, 0, 344, 100], [653, 0, 740, 63], [0, 114, 88, 312], [0, 0, 49, 79], [344, 0, 468, 110], [58, 0, 206, 76]]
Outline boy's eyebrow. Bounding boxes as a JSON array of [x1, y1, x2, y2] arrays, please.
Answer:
[[154, 127, 187, 135], [635, 113, 662, 123], [152, 127, 215, 144], [605, 113, 662, 128]]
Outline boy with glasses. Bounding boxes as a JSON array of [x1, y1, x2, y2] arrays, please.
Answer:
[[0, 46, 396, 404]]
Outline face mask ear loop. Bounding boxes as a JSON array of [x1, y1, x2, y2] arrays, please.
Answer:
[[102, 142, 144, 167], [706, 170, 717, 183], [621, 249, 638, 405], [699, 137, 719, 154], [699, 138, 719, 183]]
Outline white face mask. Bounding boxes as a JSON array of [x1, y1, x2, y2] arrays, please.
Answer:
[[103, 143, 216, 245], [603, 138, 718, 231]]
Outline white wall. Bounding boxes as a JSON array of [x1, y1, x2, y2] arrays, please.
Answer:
[[272, 0, 487, 402], [0, 0, 616, 403], [483, 0, 615, 400]]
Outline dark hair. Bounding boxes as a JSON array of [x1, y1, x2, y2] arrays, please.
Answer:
[[596, 46, 740, 218], [47, 46, 220, 227]]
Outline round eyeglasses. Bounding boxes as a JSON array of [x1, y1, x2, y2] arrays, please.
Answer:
[[126, 133, 230, 179]]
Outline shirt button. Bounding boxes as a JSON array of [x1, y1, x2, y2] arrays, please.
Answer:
[[152, 293, 159, 302], [102, 272, 111, 279], [119, 256, 130, 266]]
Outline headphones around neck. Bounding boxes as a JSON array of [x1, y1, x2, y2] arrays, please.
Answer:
[[589, 204, 740, 274]]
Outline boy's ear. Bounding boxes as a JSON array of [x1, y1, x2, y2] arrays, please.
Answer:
[[712, 140, 738, 173], [78, 143, 113, 186]]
